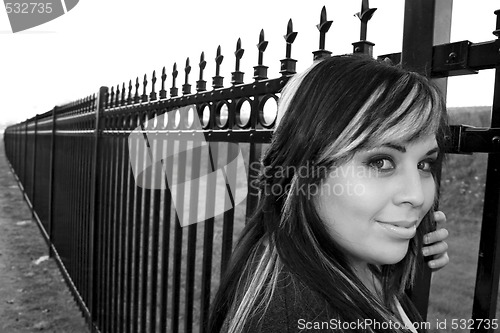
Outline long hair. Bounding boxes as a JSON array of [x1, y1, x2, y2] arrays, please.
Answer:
[[208, 54, 449, 333]]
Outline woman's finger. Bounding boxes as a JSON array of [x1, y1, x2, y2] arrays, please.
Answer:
[[422, 241, 448, 257], [428, 253, 450, 270], [433, 210, 446, 224], [423, 228, 449, 245]]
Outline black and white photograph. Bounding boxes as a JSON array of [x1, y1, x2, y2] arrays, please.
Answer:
[[0, 1, 499, 332]]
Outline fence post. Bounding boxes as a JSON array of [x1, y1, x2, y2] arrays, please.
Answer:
[[31, 114, 38, 217], [23, 120, 28, 192], [88, 86, 108, 331], [401, 0, 452, 320], [47, 107, 58, 257], [471, 11, 500, 333]]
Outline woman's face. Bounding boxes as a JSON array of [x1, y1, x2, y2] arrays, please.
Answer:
[[315, 134, 438, 268]]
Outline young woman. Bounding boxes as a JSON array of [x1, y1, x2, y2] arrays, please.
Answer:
[[209, 54, 450, 333]]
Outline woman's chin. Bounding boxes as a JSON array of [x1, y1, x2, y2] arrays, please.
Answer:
[[372, 243, 410, 265]]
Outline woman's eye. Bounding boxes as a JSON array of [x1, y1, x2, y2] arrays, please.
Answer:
[[368, 158, 394, 171], [418, 160, 435, 172]]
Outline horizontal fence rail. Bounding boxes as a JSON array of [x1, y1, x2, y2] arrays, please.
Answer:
[[3, 2, 500, 333]]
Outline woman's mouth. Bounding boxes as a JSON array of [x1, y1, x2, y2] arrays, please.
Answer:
[[376, 220, 417, 239]]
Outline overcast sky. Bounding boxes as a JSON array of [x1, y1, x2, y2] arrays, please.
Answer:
[[0, 0, 498, 126]]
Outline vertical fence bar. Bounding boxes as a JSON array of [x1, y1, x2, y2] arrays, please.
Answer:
[[117, 127, 130, 333], [12, 125, 16, 171], [401, 0, 452, 319], [30, 115, 38, 217], [14, 125, 19, 173], [86, 98, 95, 312], [13, 125, 17, 174], [89, 87, 108, 332], [219, 144, 238, 277], [97, 125, 109, 329], [102, 120, 114, 332], [75, 131, 82, 293], [246, 89, 266, 222], [199, 141, 218, 333], [171, 139, 188, 333], [184, 135, 202, 333], [80, 107, 91, 305], [112, 129, 121, 333], [83, 124, 92, 309], [19, 123, 24, 179], [149, 131, 163, 333], [110, 129, 117, 333], [471, 11, 500, 332], [132, 118, 144, 333], [140, 123, 152, 333], [125, 118, 138, 333], [181, 80, 197, 333], [96, 115, 105, 329], [67, 134, 73, 282], [22, 120, 28, 192], [159, 131, 174, 332], [69, 133, 76, 289], [245, 143, 262, 221], [48, 107, 58, 257], [18, 123, 24, 179], [113, 124, 126, 333]]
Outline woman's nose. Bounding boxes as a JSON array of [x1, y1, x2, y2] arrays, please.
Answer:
[[393, 167, 426, 207]]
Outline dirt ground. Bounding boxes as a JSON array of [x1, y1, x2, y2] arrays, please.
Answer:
[[0, 138, 90, 332]]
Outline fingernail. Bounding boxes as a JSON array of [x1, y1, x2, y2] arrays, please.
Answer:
[[422, 248, 429, 256]]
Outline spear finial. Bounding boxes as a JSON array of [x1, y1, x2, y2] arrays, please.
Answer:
[[115, 84, 120, 106], [121, 82, 126, 105], [159, 67, 167, 99], [257, 29, 268, 65], [110, 86, 115, 108], [127, 80, 133, 104], [493, 9, 500, 38], [170, 63, 178, 97], [134, 77, 140, 103], [213, 46, 224, 89], [150, 70, 157, 101], [197, 52, 207, 92], [141, 74, 148, 102], [353, 0, 377, 55], [232, 38, 245, 85], [182, 57, 192, 95], [280, 18, 298, 76], [355, 0, 377, 41], [253, 29, 269, 81], [313, 6, 333, 60]]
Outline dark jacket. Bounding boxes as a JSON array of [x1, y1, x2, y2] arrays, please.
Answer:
[[221, 273, 338, 333]]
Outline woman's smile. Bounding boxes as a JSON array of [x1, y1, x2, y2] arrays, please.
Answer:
[[375, 221, 417, 239]]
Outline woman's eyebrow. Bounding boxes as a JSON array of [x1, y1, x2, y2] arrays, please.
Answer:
[[425, 147, 440, 156], [381, 143, 406, 153], [379, 144, 439, 156]]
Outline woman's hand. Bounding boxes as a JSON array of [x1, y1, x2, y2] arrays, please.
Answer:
[[422, 211, 449, 271]]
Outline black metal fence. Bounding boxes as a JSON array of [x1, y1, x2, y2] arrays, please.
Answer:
[[3, 1, 500, 332]]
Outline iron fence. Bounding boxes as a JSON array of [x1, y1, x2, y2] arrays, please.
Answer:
[[3, 1, 500, 332]]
